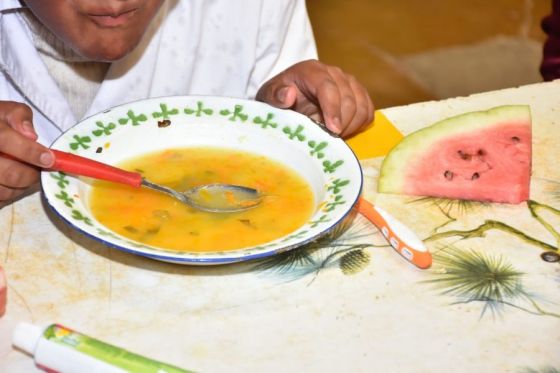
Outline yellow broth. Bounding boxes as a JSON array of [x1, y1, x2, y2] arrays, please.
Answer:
[[89, 147, 315, 252]]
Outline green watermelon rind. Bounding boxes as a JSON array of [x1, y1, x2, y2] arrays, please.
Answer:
[[378, 105, 531, 193]]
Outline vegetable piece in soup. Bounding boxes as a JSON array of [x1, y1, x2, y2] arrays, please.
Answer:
[[89, 147, 314, 252]]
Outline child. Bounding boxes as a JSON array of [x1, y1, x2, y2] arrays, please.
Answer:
[[0, 0, 374, 204]]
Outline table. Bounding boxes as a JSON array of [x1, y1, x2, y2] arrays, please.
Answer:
[[1, 81, 559, 372]]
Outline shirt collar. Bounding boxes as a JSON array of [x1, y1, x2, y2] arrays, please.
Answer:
[[0, 0, 25, 12]]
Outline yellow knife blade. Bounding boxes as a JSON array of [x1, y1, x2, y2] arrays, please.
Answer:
[[345, 111, 403, 160]]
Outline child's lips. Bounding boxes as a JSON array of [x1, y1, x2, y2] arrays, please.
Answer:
[[88, 8, 138, 28]]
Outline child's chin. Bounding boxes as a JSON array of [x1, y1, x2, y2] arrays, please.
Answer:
[[77, 45, 135, 63]]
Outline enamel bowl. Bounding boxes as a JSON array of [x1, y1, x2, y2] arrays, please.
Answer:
[[41, 96, 363, 264]]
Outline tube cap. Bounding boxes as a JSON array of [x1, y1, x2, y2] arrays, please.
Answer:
[[13, 322, 42, 355]]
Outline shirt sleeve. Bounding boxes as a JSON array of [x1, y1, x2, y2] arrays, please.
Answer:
[[541, 0, 560, 81], [246, 0, 318, 98]]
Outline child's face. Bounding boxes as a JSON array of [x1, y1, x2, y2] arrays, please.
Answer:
[[25, 0, 165, 61]]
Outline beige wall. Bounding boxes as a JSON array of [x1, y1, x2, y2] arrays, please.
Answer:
[[307, 0, 552, 109]]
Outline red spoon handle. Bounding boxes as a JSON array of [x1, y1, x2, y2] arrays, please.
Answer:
[[50, 149, 142, 187]]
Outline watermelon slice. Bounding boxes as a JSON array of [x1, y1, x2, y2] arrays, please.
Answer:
[[378, 105, 532, 204]]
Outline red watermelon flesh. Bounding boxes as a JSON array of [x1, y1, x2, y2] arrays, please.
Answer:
[[378, 105, 532, 204], [405, 122, 530, 203]]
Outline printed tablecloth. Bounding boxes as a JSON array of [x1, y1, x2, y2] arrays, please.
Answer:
[[1, 81, 559, 372]]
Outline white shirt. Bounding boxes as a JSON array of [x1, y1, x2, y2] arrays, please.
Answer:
[[0, 0, 317, 145]]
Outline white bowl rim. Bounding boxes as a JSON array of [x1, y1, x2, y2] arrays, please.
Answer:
[[41, 94, 363, 264]]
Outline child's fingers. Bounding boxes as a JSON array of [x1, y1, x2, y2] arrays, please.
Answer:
[[312, 77, 343, 134], [339, 74, 375, 138], [0, 156, 41, 189], [289, 60, 345, 133], [0, 121, 53, 168], [0, 101, 37, 140], [324, 65, 358, 134], [256, 60, 374, 137], [0, 184, 28, 202], [257, 83, 298, 109]]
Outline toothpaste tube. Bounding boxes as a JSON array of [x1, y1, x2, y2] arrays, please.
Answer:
[[13, 322, 192, 373]]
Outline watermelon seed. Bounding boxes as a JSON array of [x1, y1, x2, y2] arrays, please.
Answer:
[[511, 136, 520, 143], [477, 149, 486, 156], [471, 172, 480, 180], [444, 170, 454, 180], [457, 150, 471, 161]]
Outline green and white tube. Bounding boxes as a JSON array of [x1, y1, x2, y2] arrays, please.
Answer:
[[13, 322, 192, 373]]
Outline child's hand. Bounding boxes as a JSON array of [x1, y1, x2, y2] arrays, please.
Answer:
[[256, 60, 374, 138], [0, 101, 54, 203]]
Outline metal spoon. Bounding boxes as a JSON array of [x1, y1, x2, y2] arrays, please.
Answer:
[[49, 149, 262, 213]]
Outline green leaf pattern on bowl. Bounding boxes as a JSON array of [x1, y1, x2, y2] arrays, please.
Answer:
[[184, 101, 213, 117], [92, 121, 117, 136], [118, 110, 148, 126], [219, 104, 249, 122], [152, 103, 179, 119]]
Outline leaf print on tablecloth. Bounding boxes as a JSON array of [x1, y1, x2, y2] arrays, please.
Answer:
[[253, 216, 382, 282], [339, 249, 371, 275], [537, 176, 560, 204], [410, 197, 489, 233], [424, 246, 560, 319], [517, 366, 560, 373], [421, 199, 559, 258]]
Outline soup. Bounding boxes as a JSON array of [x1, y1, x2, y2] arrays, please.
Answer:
[[89, 147, 315, 252]]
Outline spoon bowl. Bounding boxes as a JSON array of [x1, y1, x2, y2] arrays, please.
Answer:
[[141, 179, 262, 212], [50, 149, 262, 213]]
